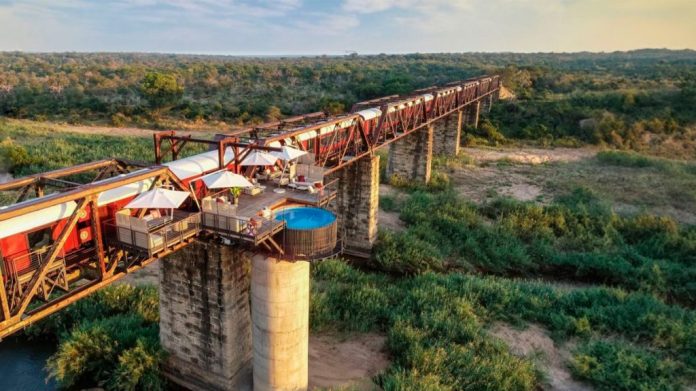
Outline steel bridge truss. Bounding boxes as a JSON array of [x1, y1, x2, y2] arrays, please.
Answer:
[[0, 74, 500, 339], [0, 166, 190, 338]]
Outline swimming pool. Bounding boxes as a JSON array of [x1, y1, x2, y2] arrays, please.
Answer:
[[275, 207, 336, 230]]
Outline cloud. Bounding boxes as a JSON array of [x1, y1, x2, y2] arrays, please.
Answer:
[[0, 0, 694, 53]]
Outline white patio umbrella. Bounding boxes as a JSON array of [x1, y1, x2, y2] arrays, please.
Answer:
[[271, 146, 307, 161], [272, 146, 307, 184], [201, 170, 253, 189], [240, 150, 278, 166], [125, 188, 191, 220]]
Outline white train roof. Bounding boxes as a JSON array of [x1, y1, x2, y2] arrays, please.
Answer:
[[0, 200, 77, 239], [164, 148, 235, 180]]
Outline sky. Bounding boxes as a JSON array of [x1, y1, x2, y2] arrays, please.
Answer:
[[0, 0, 694, 54]]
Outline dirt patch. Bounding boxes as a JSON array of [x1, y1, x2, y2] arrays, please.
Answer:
[[6, 118, 221, 139], [446, 146, 696, 224], [490, 323, 591, 391], [378, 184, 407, 231], [500, 183, 542, 202], [462, 147, 597, 165], [309, 333, 389, 390], [379, 210, 406, 232], [449, 164, 547, 204]]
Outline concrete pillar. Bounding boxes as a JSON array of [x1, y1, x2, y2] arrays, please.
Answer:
[[433, 110, 462, 156], [251, 256, 309, 391], [387, 125, 433, 184], [160, 241, 252, 391], [326, 154, 379, 255], [480, 94, 494, 114], [464, 101, 481, 129]]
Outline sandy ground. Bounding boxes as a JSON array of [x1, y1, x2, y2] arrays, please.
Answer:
[[449, 147, 696, 224], [461, 147, 597, 165], [378, 184, 407, 232], [6, 118, 222, 138], [490, 323, 592, 391], [309, 333, 389, 390], [378, 210, 405, 231], [450, 147, 599, 204]]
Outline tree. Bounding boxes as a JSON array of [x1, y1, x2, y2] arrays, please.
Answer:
[[139, 72, 183, 115], [265, 105, 282, 122]]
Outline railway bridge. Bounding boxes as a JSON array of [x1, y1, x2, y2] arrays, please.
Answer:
[[0, 75, 500, 390]]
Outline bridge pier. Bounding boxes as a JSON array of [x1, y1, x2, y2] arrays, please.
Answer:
[[480, 94, 494, 114], [433, 110, 463, 156], [465, 101, 481, 129], [251, 255, 309, 391], [159, 241, 253, 391], [386, 125, 433, 184], [327, 154, 380, 255]]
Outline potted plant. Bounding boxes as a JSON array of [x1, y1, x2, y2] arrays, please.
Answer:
[[230, 187, 242, 205]]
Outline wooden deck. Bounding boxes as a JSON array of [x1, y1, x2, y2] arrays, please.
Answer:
[[235, 186, 336, 218]]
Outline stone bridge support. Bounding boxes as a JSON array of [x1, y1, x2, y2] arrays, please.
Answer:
[[327, 154, 380, 255], [464, 101, 481, 129], [386, 125, 433, 185], [159, 241, 253, 391], [433, 110, 463, 157], [480, 94, 494, 114], [251, 256, 309, 391]]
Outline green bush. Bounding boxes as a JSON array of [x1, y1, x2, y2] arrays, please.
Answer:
[[47, 314, 164, 390], [571, 340, 685, 391], [311, 262, 696, 391], [372, 230, 444, 276], [380, 189, 696, 305]]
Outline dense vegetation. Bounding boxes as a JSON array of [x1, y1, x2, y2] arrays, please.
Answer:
[[1, 50, 696, 158], [376, 187, 696, 305], [25, 285, 164, 390], [311, 261, 696, 390], [2, 50, 695, 390]]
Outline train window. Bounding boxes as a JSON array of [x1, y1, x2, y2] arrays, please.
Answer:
[[27, 227, 53, 251]]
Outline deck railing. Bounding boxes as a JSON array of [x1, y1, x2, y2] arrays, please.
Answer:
[[106, 211, 201, 257], [202, 212, 285, 244]]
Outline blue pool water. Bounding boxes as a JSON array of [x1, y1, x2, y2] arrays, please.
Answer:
[[275, 207, 336, 230]]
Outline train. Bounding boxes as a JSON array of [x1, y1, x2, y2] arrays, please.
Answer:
[[0, 76, 496, 284]]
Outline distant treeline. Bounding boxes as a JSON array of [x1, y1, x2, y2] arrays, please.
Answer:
[[0, 50, 693, 120]]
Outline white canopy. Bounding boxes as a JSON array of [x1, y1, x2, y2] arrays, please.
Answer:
[[240, 150, 278, 166], [125, 188, 190, 209], [163, 148, 235, 180], [201, 170, 253, 189], [272, 146, 307, 161]]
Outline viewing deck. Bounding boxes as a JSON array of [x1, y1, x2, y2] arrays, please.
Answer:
[[200, 184, 337, 253]]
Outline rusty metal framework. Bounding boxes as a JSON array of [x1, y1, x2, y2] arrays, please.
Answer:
[[0, 167, 190, 338], [0, 74, 500, 339], [0, 159, 147, 205], [236, 75, 501, 175]]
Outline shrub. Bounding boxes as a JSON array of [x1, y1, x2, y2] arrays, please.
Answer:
[[47, 314, 163, 390], [373, 230, 445, 276], [571, 340, 684, 391], [110, 112, 128, 127]]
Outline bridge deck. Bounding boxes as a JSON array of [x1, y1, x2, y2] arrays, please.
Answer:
[[235, 186, 336, 217]]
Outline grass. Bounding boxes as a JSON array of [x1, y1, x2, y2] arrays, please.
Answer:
[[597, 150, 696, 174], [0, 118, 154, 176], [310, 261, 696, 390], [8, 124, 695, 390], [0, 118, 208, 178], [374, 188, 696, 305]]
